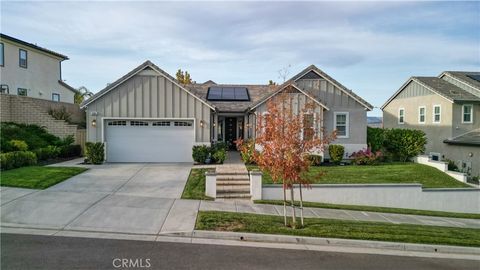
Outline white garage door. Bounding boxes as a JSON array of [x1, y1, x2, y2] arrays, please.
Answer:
[[105, 119, 194, 162]]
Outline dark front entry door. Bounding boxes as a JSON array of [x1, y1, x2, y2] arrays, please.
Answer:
[[225, 117, 237, 149]]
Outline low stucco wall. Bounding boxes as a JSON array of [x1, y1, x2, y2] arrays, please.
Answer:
[[261, 184, 480, 214]]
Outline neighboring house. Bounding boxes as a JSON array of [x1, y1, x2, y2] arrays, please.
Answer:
[[382, 71, 480, 177], [0, 33, 77, 103], [81, 60, 372, 163]]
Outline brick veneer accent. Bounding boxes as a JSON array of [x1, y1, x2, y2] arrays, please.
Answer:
[[0, 93, 79, 139]]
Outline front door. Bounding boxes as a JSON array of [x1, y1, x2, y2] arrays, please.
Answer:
[[225, 117, 237, 149]]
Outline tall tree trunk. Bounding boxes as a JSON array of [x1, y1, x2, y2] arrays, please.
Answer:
[[290, 186, 296, 229], [283, 183, 287, 226], [299, 184, 304, 227]]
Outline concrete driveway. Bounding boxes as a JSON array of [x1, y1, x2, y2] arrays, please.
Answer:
[[1, 163, 200, 235]]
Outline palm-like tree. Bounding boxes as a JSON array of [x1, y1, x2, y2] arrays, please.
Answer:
[[74, 86, 94, 104]]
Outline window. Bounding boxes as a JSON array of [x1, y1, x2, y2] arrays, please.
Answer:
[[152, 121, 171, 126], [107, 120, 126, 126], [462, 104, 473, 123], [398, 108, 405, 124], [418, 106, 426, 124], [334, 112, 349, 138], [130, 121, 148, 126], [302, 114, 314, 140], [433, 105, 441, 123], [174, 121, 192, 127], [17, 88, 27, 96], [0, 43, 4, 66], [19, 49, 27, 68], [0, 84, 8, 94], [52, 93, 60, 102]]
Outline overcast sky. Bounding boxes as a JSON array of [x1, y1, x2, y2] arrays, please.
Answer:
[[1, 1, 479, 116]]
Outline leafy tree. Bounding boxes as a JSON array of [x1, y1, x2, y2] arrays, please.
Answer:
[[176, 69, 193, 85], [237, 89, 336, 228], [74, 86, 94, 104], [268, 80, 277, 86]]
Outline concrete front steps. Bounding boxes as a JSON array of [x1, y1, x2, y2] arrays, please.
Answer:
[[216, 165, 251, 200]]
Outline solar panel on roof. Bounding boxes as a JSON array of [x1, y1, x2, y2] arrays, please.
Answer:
[[207, 87, 250, 101], [467, 74, 480, 82]]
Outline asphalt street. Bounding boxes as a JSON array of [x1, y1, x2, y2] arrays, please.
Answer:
[[1, 233, 478, 270]]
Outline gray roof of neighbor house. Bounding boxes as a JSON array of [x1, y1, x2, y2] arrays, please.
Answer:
[[0, 33, 69, 60], [58, 80, 79, 94], [444, 129, 480, 146], [291, 65, 374, 110], [414, 77, 480, 102], [186, 83, 278, 112], [442, 71, 480, 90]]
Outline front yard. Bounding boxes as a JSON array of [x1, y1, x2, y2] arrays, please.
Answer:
[[181, 168, 214, 200], [248, 162, 470, 188], [0, 166, 87, 189], [196, 211, 480, 247]]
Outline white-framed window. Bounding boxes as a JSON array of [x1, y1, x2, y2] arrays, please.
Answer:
[[418, 106, 426, 124], [17, 88, 27, 96], [462, 104, 473, 123], [130, 121, 149, 126], [334, 112, 349, 138], [0, 43, 4, 67], [107, 120, 126, 126], [398, 108, 405, 124], [174, 121, 192, 127], [433, 105, 441, 123], [19, 49, 27, 68], [52, 93, 60, 102], [152, 121, 171, 126]]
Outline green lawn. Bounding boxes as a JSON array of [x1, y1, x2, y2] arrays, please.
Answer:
[[0, 166, 87, 189], [196, 211, 480, 247], [181, 168, 214, 200], [254, 200, 480, 219], [247, 163, 470, 188]]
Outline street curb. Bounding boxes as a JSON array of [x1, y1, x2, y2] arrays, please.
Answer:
[[188, 230, 480, 256]]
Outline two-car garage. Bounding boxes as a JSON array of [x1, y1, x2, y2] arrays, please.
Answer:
[[104, 119, 195, 163]]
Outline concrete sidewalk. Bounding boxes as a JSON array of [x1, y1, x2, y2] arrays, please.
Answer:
[[199, 200, 480, 229]]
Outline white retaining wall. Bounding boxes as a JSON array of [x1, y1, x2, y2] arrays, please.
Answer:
[[414, 155, 468, 183], [261, 184, 480, 214]]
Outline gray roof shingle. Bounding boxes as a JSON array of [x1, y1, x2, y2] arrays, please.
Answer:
[[444, 129, 480, 146], [443, 71, 480, 90], [413, 77, 480, 102]]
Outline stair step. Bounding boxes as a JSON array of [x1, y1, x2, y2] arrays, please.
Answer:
[[216, 193, 252, 199], [216, 186, 250, 192], [217, 180, 250, 185], [217, 175, 250, 181]]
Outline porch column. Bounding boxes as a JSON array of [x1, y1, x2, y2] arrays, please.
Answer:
[[214, 113, 218, 142], [244, 114, 248, 139]]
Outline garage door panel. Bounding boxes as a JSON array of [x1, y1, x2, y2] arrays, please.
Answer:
[[105, 120, 194, 163]]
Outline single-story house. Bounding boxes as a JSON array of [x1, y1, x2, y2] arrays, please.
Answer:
[[81, 61, 373, 162]]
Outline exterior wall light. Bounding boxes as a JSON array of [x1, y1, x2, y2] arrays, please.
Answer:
[[200, 120, 204, 128], [468, 152, 473, 157], [91, 119, 97, 127]]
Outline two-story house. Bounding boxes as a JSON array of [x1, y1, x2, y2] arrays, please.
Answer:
[[0, 33, 77, 103], [382, 71, 480, 177]]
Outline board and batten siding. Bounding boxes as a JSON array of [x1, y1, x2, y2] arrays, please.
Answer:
[[296, 78, 367, 146], [86, 72, 211, 143]]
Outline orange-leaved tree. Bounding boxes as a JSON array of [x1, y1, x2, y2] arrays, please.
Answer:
[[237, 88, 336, 228]]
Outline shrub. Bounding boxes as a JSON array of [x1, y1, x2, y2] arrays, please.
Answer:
[[85, 142, 104, 164], [9, 140, 29, 151], [367, 127, 386, 152], [237, 139, 257, 164], [33, 145, 61, 161], [212, 148, 227, 164], [0, 151, 37, 170], [59, 144, 82, 158], [48, 106, 72, 122], [59, 135, 75, 146], [212, 141, 228, 152], [328, 144, 344, 164], [384, 129, 427, 162], [307, 154, 323, 166], [192, 145, 210, 164], [444, 159, 459, 172], [0, 122, 62, 151], [350, 148, 383, 165]]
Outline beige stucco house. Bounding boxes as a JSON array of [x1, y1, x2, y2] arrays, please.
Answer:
[[81, 60, 372, 163], [0, 33, 77, 103], [382, 71, 480, 177]]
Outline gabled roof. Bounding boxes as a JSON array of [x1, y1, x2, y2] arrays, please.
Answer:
[[440, 71, 480, 91], [0, 33, 68, 60], [444, 129, 480, 146], [381, 77, 480, 110], [58, 80, 79, 94], [291, 65, 373, 110], [80, 60, 215, 110], [249, 82, 329, 111]]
